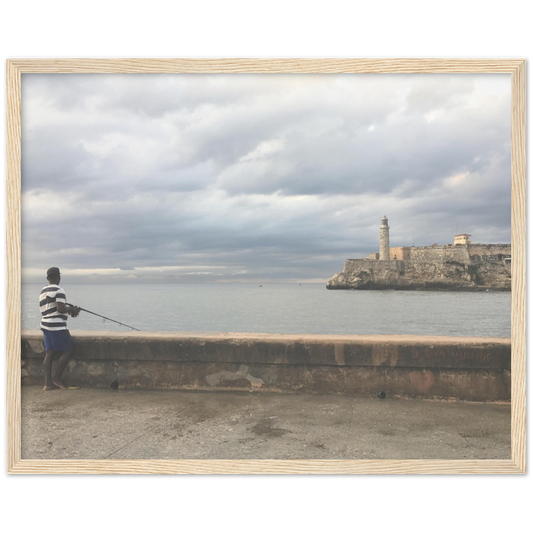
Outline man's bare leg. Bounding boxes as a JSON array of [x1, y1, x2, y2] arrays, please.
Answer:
[[52, 351, 72, 389], [43, 350, 58, 390]]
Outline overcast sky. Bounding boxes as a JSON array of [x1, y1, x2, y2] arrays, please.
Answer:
[[21, 73, 511, 284]]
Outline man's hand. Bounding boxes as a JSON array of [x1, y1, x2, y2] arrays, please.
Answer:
[[58, 302, 81, 317]]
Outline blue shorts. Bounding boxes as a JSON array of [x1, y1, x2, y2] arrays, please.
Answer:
[[41, 329, 73, 352]]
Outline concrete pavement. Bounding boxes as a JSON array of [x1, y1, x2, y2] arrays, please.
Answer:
[[21, 386, 511, 460]]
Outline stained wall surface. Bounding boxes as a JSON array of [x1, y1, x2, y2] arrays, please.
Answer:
[[21, 331, 511, 401]]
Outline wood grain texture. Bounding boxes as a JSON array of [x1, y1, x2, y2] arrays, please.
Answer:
[[6, 60, 22, 472], [6, 58, 525, 74], [5, 58, 526, 474], [8, 460, 524, 475], [510, 60, 527, 473]]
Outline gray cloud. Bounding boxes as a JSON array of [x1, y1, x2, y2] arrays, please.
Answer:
[[21, 73, 511, 283]]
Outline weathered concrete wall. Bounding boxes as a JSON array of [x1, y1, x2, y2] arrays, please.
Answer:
[[21, 330, 511, 401]]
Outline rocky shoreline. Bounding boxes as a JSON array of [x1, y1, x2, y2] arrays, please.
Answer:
[[326, 258, 511, 291]]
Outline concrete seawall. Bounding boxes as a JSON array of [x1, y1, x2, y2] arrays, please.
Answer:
[[21, 330, 511, 401]]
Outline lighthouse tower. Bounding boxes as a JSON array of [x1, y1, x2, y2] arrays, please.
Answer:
[[380, 216, 390, 260]]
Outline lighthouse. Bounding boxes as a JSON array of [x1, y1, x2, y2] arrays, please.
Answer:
[[380, 216, 390, 260]]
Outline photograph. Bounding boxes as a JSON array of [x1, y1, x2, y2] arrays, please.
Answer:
[[7, 60, 525, 474]]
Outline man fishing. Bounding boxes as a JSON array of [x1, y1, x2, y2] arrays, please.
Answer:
[[39, 267, 81, 390]]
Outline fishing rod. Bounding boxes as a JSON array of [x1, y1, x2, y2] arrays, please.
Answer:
[[67, 304, 140, 331]]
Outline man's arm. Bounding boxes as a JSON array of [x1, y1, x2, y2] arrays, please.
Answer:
[[57, 302, 81, 317]]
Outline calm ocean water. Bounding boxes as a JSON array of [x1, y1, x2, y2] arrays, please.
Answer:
[[22, 283, 511, 338]]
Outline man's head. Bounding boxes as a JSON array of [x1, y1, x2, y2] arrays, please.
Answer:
[[46, 267, 61, 284]]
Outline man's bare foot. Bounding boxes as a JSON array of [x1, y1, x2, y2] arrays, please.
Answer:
[[52, 379, 68, 389], [43, 384, 58, 391]]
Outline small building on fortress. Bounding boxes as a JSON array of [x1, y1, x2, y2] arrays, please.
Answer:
[[326, 217, 511, 291]]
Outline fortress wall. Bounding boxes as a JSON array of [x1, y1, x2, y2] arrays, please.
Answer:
[[21, 331, 511, 401], [328, 215, 512, 291], [389, 247, 411, 260], [369, 244, 511, 264], [344, 258, 403, 273], [468, 244, 512, 260], [409, 246, 470, 263]]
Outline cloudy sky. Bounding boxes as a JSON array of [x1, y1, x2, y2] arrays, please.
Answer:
[[21, 73, 511, 284]]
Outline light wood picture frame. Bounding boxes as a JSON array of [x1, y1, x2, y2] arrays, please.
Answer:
[[6, 58, 526, 474]]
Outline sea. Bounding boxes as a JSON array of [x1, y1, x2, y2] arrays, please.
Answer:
[[22, 283, 511, 338]]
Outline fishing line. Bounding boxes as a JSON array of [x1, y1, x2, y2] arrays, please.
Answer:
[[67, 304, 140, 331]]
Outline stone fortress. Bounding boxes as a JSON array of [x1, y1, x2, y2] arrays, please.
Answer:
[[327, 216, 511, 291]]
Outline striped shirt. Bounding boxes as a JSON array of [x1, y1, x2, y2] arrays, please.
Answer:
[[39, 284, 68, 330]]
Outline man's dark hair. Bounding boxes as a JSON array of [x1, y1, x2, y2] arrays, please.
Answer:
[[47, 267, 60, 280]]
